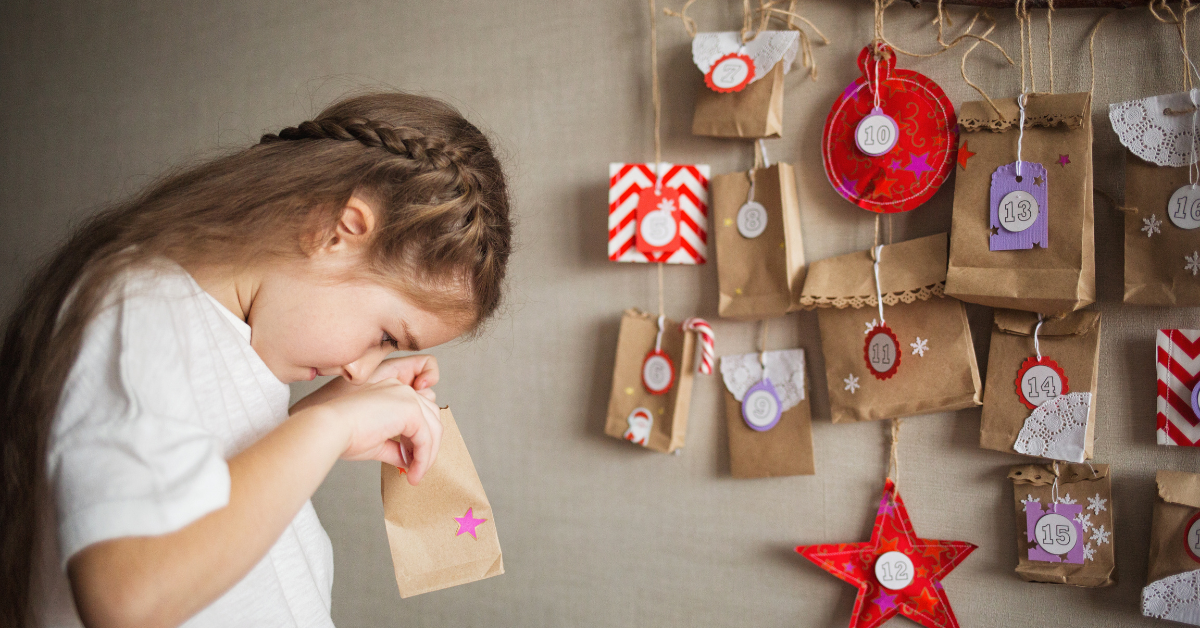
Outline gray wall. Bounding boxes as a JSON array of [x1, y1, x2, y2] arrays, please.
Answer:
[[1, 1, 1195, 626]]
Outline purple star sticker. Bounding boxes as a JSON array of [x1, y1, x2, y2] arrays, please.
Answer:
[[904, 152, 934, 177], [875, 591, 899, 612], [839, 175, 860, 197], [1057, 154, 1070, 167], [454, 507, 487, 539]]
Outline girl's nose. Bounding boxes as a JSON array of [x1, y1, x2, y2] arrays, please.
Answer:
[[342, 350, 386, 384]]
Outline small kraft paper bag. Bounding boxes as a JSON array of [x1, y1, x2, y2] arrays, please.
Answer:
[[946, 92, 1096, 314], [1143, 470, 1200, 623], [1009, 463, 1115, 587], [604, 309, 705, 454], [799, 233, 982, 423], [690, 31, 799, 138], [381, 408, 503, 598], [718, 348, 814, 478], [980, 309, 1102, 462], [712, 163, 806, 319], [1110, 90, 1200, 306]]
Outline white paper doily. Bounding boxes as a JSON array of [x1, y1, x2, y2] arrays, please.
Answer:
[[719, 349, 805, 410], [1013, 392, 1092, 463], [1109, 89, 1200, 167], [692, 31, 800, 84], [1144, 570, 1200, 625]]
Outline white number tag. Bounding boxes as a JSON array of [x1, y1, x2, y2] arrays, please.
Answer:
[[998, 190, 1040, 233], [736, 201, 768, 239], [1169, 185, 1200, 230], [873, 551, 914, 591], [854, 107, 899, 157]]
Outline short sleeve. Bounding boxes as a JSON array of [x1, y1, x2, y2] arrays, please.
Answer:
[[48, 271, 231, 565]]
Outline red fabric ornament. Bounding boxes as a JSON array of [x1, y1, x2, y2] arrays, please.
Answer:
[[822, 43, 957, 214], [795, 479, 976, 628]]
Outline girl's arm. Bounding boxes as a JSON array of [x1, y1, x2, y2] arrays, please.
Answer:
[[66, 380, 442, 628]]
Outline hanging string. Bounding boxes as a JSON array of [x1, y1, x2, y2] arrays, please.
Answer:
[[1191, 89, 1199, 189], [1150, 0, 1200, 91], [873, 245, 887, 325], [1016, 93, 1028, 177], [1046, 0, 1055, 93], [657, 262, 665, 317], [759, 319, 770, 379], [655, 314, 666, 352], [1051, 461, 1060, 503], [960, 10, 1008, 119], [887, 418, 903, 491], [758, 139, 770, 169], [746, 169, 757, 206], [649, 0, 667, 318], [1033, 313, 1045, 360], [1088, 10, 1113, 97], [761, 0, 830, 79]]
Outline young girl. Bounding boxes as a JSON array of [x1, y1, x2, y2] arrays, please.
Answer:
[[0, 93, 512, 628]]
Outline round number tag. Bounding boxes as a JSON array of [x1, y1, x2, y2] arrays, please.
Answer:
[[998, 190, 1040, 233], [1185, 511, 1200, 562], [854, 106, 899, 157], [642, 349, 675, 395], [1192, 381, 1200, 421], [1169, 185, 1200, 230], [705, 52, 755, 93], [638, 208, 677, 247], [742, 378, 782, 431], [1034, 512, 1078, 556], [873, 551, 914, 591], [863, 322, 901, 380], [1015, 356, 1069, 410], [737, 201, 768, 239]]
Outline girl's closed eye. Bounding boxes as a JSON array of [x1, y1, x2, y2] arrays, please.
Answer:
[[382, 332, 400, 350]]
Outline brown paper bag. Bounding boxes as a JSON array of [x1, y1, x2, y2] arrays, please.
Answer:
[[1121, 154, 1200, 305], [800, 233, 982, 423], [692, 62, 784, 139], [718, 349, 814, 478], [1009, 463, 1115, 587], [713, 163, 807, 319], [381, 408, 503, 598], [604, 309, 697, 453], [946, 92, 1096, 314], [1143, 470, 1200, 622], [979, 309, 1102, 460]]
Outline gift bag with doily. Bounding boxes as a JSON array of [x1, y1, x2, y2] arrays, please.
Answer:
[[799, 233, 982, 423], [946, 92, 1096, 314], [712, 162, 806, 319], [1143, 470, 1200, 623], [1111, 90, 1200, 306], [1010, 462, 1115, 587], [690, 30, 799, 138], [980, 309, 1102, 462], [719, 347, 814, 478]]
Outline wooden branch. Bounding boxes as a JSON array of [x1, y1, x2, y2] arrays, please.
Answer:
[[901, 0, 1149, 7]]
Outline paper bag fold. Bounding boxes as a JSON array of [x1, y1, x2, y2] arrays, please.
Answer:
[[692, 62, 785, 139]]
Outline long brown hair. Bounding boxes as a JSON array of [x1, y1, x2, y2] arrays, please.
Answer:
[[0, 92, 511, 626]]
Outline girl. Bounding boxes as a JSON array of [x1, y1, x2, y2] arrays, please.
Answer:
[[0, 93, 512, 628]]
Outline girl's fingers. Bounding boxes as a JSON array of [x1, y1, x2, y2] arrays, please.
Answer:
[[415, 388, 436, 403], [376, 439, 406, 469]]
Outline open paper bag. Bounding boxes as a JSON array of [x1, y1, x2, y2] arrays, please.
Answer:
[[946, 92, 1096, 314], [690, 31, 799, 138], [1010, 463, 1115, 587], [980, 309, 1102, 461], [801, 233, 981, 422], [381, 408, 503, 598], [1143, 470, 1200, 623], [712, 163, 806, 319], [719, 349, 814, 478]]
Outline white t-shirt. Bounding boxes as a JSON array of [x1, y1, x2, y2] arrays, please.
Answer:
[[37, 261, 335, 628]]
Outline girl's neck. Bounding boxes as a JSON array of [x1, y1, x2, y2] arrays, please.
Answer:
[[186, 264, 259, 323]]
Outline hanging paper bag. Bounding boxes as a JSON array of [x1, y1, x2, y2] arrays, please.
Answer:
[[799, 233, 982, 423], [712, 163, 806, 319], [719, 349, 814, 478], [690, 31, 798, 139], [1157, 329, 1200, 446], [604, 309, 699, 453], [1111, 90, 1200, 306], [381, 408, 503, 598], [608, 162, 710, 265], [1143, 470, 1200, 623], [946, 92, 1096, 314], [980, 309, 1102, 461], [1009, 463, 1115, 587]]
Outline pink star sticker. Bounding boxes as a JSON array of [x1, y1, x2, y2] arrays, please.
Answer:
[[904, 152, 934, 177], [454, 507, 487, 539], [1057, 154, 1070, 167]]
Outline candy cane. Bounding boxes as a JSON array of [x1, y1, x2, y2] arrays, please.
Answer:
[[681, 318, 715, 375]]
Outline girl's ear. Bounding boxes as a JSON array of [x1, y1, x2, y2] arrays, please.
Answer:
[[321, 195, 377, 253]]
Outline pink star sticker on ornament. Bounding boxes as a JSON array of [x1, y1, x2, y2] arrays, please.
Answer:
[[904, 152, 934, 177], [454, 507, 487, 539]]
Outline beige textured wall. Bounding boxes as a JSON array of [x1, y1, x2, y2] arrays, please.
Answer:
[[1, 1, 1196, 626]]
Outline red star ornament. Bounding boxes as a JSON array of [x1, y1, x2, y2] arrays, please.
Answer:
[[795, 479, 976, 628]]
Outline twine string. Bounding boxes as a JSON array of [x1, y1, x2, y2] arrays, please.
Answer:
[[873, 245, 886, 325], [1034, 313, 1045, 361]]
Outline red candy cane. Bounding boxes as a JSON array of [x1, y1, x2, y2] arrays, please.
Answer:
[[681, 318, 715, 375]]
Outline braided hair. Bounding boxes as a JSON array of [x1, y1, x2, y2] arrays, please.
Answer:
[[0, 92, 511, 626]]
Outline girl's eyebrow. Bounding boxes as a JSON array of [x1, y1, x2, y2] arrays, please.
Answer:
[[400, 320, 421, 352]]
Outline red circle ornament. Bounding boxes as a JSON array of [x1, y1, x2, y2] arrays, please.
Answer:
[[822, 43, 957, 214], [1185, 511, 1200, 563], [863, 322, 901, 380], [642, 349, 676, 395], [705, 52, 756, 93], [1014, 356, 1069, 411]]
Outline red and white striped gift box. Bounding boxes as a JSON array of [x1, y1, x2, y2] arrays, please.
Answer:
[[608, 162, 709, 264], [1157, 329, 1200, 446]]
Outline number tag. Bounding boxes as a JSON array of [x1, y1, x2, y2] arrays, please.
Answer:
[[854, 106, 899, 157], [635, 187, 682, 255], [642, 349, 675, 395], [1185, 511, 1200, 563], [1025, 501, 1084, 564], [990, 161, 1049, 251], [863, 322, 901, 380], [704, 52, 755, 93], [1015, 356, 1069, 410], [1168, 185, 1200, 230], [873, 551, 914, 590], [741, 377, 782, 431], [736, 201, 768, 239]]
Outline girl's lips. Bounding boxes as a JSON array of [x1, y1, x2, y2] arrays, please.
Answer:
[[308, 367, 318, 381]]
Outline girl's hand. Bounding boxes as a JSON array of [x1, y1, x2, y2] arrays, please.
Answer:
[[318, 379, 443, 485], [289, 355, 440, 414]]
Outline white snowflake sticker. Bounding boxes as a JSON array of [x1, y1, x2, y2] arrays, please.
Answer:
[[1087, 493, 1108, 515], [1022, 494, 1040, 509], [1187, 251, 1200, 276], [1083, 542, 1096, 562], [1055, 493, 1078, 505], [844, 374, 860, 394], [1143, 213, 1162, 237], [1075, 512, 1092, 531], [864, 319, 878, 335], [910, 337, 928, 357], [1090, 524, 1111, 546]]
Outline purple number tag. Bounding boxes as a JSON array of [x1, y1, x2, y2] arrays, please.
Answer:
[[742, 378, 782, 432], [1192, 381, 1200, 420], [1025, 501, 1084, 564], [990, 161, 1048, 251]]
